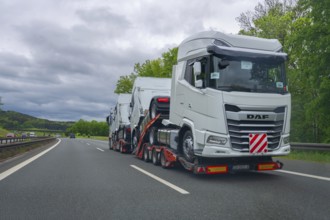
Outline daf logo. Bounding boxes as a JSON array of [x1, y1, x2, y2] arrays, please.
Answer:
[[247, 114, 269, 120]]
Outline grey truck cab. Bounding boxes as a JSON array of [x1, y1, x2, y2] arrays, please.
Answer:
[[107, 93, 132, 151]]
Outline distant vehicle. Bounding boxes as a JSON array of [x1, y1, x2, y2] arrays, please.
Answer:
[[6, 133, 15, 138], [69, 133, 75, 138], [21, 133, 27, 138], [55, 134, 61, 138], [29, 132, 36, 137], [106, 94, 132, 152]]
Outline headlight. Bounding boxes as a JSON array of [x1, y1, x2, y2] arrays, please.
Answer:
[[283, 136, 290, 145], [207, 136, 227, 145]]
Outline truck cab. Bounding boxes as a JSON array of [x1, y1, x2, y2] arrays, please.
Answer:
[[107, 94, 132, 151], [169, 31, 291, 161], [129, 77, 171, 151]]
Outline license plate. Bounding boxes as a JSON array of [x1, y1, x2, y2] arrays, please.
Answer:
[[232, 164, 250, 170]]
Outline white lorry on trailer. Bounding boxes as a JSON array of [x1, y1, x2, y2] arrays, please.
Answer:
[[107, 93, 132, 152], [135, 31, 291, 174], [129, 77, 171, 152]]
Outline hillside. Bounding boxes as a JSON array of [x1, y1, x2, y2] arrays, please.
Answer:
[[0, 110, 74, 131]]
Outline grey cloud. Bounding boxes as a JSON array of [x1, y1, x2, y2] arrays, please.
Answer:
[[76, 7, 131, 29], [0, 0, 258, 122]]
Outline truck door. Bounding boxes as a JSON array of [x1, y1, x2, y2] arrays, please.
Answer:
[[177, 57, 210, 130]]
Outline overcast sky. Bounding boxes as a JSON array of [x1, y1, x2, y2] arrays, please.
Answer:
[[0, 0, 260, 122]]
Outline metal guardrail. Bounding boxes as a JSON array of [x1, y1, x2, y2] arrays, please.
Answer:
[[0, 137, 57, 152], [291, 143, 330, 151], [0, 137, 27, 145]]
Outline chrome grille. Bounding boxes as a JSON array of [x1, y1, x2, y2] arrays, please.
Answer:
[[225, 104, 285, 152]]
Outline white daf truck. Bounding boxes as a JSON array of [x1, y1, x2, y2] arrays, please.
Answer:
[[129, 77, 171, 151], [106, 93, 132, 152], [135, 31, 291, 174]]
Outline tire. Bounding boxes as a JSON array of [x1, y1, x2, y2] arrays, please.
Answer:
[[152, 149, 159, 165], [123, 128, 127, 140], [160, 150, 168, 168], [182, 130, 195, 162], [109, 139, 112, 150], [150, 102, 158, 119], [143, 146, 150, 162], [120, 144, 124, 153], [132, 129, 140, 152], [149, 126, 157, 145]]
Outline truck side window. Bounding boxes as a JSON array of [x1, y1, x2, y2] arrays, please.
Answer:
[[184, 57, 209, 87], [198, 57, 208, 88], [184, 59, 194, 86]]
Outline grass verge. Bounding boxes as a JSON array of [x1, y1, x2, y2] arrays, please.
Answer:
[[280, 150, 330, 163], [0, 139, 57, 162], [77, 136, 108, 141]]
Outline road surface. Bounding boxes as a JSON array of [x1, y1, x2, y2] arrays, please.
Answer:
[[0, 138, 329, 220]]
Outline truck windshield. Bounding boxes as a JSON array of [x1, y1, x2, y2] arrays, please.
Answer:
[[208, 56, 287, 94]]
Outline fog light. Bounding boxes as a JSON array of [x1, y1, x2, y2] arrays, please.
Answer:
[[283, 136, 290, 145], [207, 136, 227, 145]]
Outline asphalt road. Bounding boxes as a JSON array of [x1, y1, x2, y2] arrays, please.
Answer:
[[0, 138, 329, 220]]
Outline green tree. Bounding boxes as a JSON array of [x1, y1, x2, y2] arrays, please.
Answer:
[[236, 0, 330, 143], [114, 74, 137, 94], [67, 119, 108, 136], [114, 48, 178, 94]]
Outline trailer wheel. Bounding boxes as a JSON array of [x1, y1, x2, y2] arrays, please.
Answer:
[[143, 146, 150, 162], [109, 139, 112, 150], [152, 149, 160, 165], [160, 150, 168, 168], [132, 129, 140, 152], [123, 129, 127, 140], [182, 130, 195, 162], [149, 126, 157, 145], [150, 101, 158, 119]]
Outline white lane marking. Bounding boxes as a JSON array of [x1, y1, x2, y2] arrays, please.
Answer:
[[275, 170, 330, 181], [97, 148, 104, 152], [131, 165, 190, 195], [0, 139, 61, 182], [86, 143, 90, 146]]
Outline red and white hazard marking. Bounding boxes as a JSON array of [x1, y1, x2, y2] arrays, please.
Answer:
[[249, 133, 268, 154]]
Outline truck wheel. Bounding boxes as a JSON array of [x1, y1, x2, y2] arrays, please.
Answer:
[[160, 150, 168, 169], [143, 146, 150, 162], [120, 144, 124, 153], [149, 126, 157, 145], [182, 130, 195, 162], [152, 149, 160, 165], [123, 129, 127, 140], [132, 129, 140, 151], [109, 139, 112, 150], [150, 102, 158, 119]]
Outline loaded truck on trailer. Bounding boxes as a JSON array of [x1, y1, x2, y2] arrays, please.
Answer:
[[134, 31, 291, 174], [129, 77, 171, 152], [106, 94, 132, 153]]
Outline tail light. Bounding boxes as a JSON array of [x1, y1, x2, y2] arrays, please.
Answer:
[[157, 97, 169, 103]]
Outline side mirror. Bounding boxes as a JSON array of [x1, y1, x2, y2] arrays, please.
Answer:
[[193, 62, 201, 76], [193, 62, 203, 88], [195, 80, 203, 88], [219, 60, 229, 69]]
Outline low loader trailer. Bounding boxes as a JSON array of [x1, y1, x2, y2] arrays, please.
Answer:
[[134, 112, 283, 174]]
